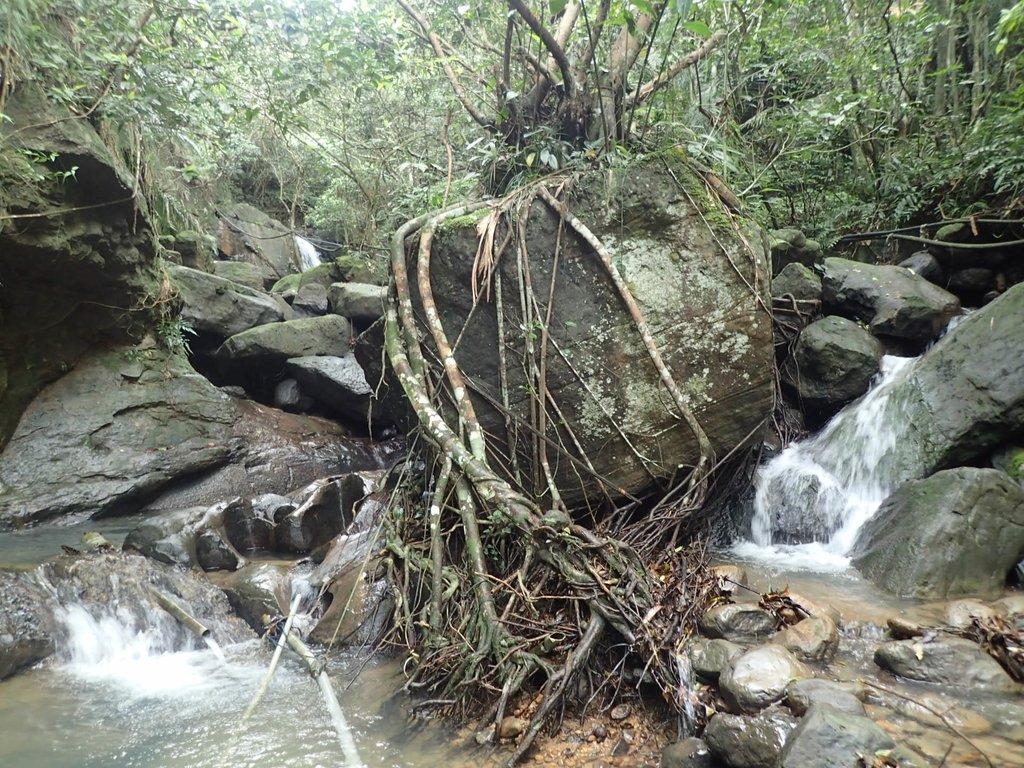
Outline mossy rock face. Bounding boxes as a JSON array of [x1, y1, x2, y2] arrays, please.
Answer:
[[390, 158, 774, 507], [0, 88, 163, 449]]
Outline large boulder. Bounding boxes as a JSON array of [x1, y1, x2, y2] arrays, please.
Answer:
[[216, 315, 352, 371], [0, 345, 395, 529], [772, 263, 822, 304], [327, 282, 387, 323], [284, 355, 372, 423], [782, 316, 883, 416], [700, 604, 777, 644], [873, 637, 1020, 694], [0, 89, 163, 448], [851, 468, 1024, 598], [384, 158, 774, 506], [211, 260, 266, 291], [821, 257, 960, 344], [169, 264, 284, 339], [216, 203, 301, 285]]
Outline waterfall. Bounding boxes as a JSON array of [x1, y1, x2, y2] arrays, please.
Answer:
[[736, 354, 927, 568], [295, 235, 323, 271]]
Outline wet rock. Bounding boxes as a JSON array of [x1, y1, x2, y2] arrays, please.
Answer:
[[284, 355, 372, 422], [778, 704, 894, 768], [898, 251, 944, 285], [943, 598, 997, 629], [700, 604, 777, 643], [328, 282, 387, 323], [292, 282, 330, 317], [0, 569, 56, 679], [782, 315, 883, 416], [195, 529, 240, 572], [690, 638, 744, 682], [781, 592, 842, 626], [273, 378, 310, 411], [704, 707, 797, 768], [661, 737, 713, 768], [948, 267, 995, 303], [217, 203, 300, 286], [719, 645, 810, 713], [821, 257, 960, 344], [211, 260, 265, 291], [216, 315, 352, 373], [771, 616, 839, 662], [851, 468, 1024, 598], [874, 637, 1021, 693], [218, 562, 292, 631], [47, 551, 253, 644], [0, 345, 388, 529], [276, 477, 353, 553], [221, 497, 274, 552], [785, 679, 864, 716], [772, 263, 822, 303], [169, 264, 283, 339], [122, 508, 202, 567], [993, 594, 1024, 617]]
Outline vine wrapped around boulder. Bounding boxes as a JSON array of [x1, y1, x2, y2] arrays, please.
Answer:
[[378, 157, 772, 764]]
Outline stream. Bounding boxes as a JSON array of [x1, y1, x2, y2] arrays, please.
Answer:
[[1, 343, 1021, 766]]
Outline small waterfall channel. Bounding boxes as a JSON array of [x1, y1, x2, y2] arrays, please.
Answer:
[[0, 555, 474, 768], [734, 353, 928, 570], [295, 235, 323, 271]]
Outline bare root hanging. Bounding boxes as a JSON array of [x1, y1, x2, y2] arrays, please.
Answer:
[[378, 175, 730, 765]]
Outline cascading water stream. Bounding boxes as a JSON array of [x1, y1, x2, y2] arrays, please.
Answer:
[[736, 354, 930, 568], [295, 235, 323, 271]]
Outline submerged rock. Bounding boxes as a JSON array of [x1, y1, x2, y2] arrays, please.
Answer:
[[785, 679, 864, 716], [661, 737, 713, 768], [874, 637, 1020, 693], [851, 468, 1024, 598]]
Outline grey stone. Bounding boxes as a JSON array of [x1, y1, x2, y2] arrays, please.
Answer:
[[217, 562, 292, 632], [778, 704, 894, 768], [719, 646, 810, 713], [770, 616, 839, 661], [772, 263, 822, 303], [222, 497, 274, 552], [327, 282, 387, 322], [273, 378, 307, 411], [216, 315, 352, 369], [898, 251, 944, 285], [705, 708, 796, 768], [690, 638, 744, 682], [783, 315, 883, 415], [293, 282, 330, 317], [122, 508, 200, 567], [948, 267, 995, 300], [785, 679, 864, 716], [821, 257, 960, 344], [873, 637, 1020, 693], [211, 260, 265, 291], [217, 203, 301, 285], [0, 570, 55, 679], [195, 530, 240, 572], [0, 345, 391, 529], [276, 478, 350, 553], [285, 355, 371, 421], [851, 468, 1024, 598], [700, 604, 777, 643], [169, 264, 284, 339]]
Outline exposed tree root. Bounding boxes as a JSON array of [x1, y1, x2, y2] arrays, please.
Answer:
[[381, 177, 724, 765]]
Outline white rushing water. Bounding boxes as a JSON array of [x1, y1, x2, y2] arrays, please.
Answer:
[[734, 354, 926, 571], [295, 235, 323, 271]]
